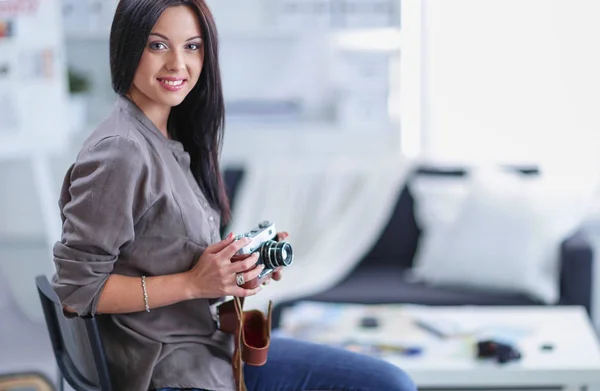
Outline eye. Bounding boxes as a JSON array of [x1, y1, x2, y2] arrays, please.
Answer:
[[186, 42, 202, 51], [148, 41, 167, 51]]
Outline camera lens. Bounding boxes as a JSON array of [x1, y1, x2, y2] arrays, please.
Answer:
[[260, 240, 294, 270]]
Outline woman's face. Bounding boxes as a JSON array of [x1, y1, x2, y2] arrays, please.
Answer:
[[129, 5, 204, 111]]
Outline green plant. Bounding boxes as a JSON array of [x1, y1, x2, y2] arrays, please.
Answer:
[[68, 68, 90, 94]]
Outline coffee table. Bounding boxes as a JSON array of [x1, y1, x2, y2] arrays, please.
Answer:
[[277, 303, 600, 391]]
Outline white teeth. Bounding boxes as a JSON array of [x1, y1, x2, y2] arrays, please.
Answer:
[[160, 79, 183, 86]]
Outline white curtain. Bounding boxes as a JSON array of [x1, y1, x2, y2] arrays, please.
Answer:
[[227, 157, 414, 312]]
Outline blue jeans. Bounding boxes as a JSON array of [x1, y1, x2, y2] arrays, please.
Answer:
[[156, 336, 416, 391]]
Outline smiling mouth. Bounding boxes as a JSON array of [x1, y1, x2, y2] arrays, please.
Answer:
[[158, 78, 186, 86]]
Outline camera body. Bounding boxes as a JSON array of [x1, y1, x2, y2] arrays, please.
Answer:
[[234, 221, 293, 289]]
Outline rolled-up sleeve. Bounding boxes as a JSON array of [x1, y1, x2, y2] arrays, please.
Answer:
[[52, 135, 149, 316]]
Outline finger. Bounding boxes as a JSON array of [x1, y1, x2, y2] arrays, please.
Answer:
[[231, 253, 252, 263], [229, 252, 260, 273], [261, 276, 272, 286], [233, 285, 263, 297], [207, 232, 235, 253], [218, 236, 252, 259], [277, 232, 289, 241], [239, 263, 265, 284], [271, 266, 283, 281]]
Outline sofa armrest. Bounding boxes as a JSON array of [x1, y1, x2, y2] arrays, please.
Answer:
[[559, 229, 594, 315]]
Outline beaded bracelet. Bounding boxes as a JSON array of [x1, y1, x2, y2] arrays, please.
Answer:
[[141, 276, 150, 312]]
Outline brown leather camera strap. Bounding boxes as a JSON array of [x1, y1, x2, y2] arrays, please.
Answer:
[[232, 296, 247, 391]]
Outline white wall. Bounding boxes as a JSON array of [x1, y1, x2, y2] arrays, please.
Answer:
[[0, 0, 71, 241], [421, 0, 600, 167], [0, 161, 45, 240], [420, 0, 600, 327]]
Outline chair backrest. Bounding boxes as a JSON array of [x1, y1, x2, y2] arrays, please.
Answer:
[[35, 275, 113, 391]]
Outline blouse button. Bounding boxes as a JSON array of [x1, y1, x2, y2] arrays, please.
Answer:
[[209, 216, 214, 222]]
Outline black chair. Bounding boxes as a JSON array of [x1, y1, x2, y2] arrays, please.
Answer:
[[35, 275, 113, 391]]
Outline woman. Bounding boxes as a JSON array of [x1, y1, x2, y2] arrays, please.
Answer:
[[51, 1, 417, 390]]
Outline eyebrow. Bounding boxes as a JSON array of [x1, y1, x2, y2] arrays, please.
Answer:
[[149, 32, 203, 41]]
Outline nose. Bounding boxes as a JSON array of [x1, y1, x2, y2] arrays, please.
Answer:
[[166, 49, 185, 72]]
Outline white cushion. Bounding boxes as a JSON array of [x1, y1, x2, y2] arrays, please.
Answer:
[[410, 173, 472, 230], [410, 166, 594, 303]]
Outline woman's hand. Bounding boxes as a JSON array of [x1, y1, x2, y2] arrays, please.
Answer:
[[186, 233, 265, 299]]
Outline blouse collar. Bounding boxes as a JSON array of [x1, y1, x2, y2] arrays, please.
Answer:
[[117, 95, 186, 154]]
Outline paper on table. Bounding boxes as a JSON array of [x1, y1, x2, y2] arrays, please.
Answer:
[[280, 302, 434, 344], [409, 307, 532, 342]]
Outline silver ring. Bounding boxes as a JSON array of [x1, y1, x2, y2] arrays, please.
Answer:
[[236, 273, 245, 287]]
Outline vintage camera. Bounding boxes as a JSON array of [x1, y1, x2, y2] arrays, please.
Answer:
[[234, 221, 293, 289]]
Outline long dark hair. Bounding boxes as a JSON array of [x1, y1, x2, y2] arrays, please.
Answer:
[[109, 0, 230, 225]]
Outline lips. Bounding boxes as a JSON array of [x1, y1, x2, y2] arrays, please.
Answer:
[[157, 77, 187, 92]]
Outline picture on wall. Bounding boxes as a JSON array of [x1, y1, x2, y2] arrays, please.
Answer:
[[0, 0, 39, 18], [0, 19, 15, 38]]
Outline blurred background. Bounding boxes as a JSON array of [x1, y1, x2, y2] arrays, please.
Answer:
[[2, 0, 600, 388]]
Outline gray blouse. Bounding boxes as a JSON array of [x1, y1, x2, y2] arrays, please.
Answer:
[[52, 96, 236, 391]]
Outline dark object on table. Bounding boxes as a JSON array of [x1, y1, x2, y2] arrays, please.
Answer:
[[540, 343, 554, 351], [359, 316, 379, 329], [477, 339, 522, 364]]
